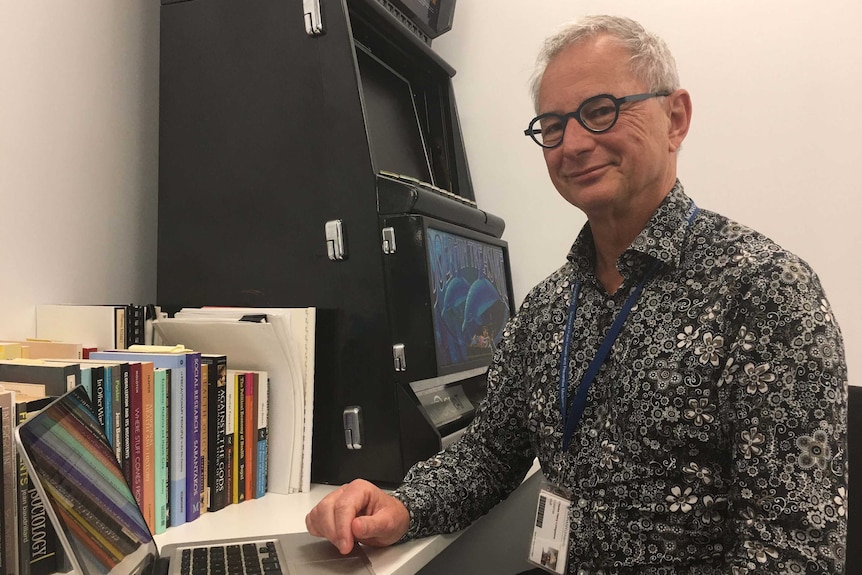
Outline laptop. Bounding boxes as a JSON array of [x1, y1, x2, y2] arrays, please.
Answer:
[[14, 385, 374, 575]]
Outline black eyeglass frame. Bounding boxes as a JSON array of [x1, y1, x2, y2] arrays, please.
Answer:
[[523, 91, 672, 148]]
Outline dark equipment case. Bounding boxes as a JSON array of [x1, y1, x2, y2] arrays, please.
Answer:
[[157, 0, 513, 486]]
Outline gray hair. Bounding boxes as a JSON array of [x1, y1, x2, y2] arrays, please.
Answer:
[[529, 15, 680, 112]]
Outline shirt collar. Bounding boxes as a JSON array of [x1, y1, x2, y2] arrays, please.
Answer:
[[567, 180, 695, 283]]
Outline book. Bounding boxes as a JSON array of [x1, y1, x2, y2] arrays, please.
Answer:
[[153, 368, 170, 534], [0, 343, 23, 360], [175, 349, 202, 522], [256, 373, 269, 499], [225, 370, 237, 507], [9, 340, 83, 361], [244, 371, 257, 502], [202, 355, 229, 512], [0, 404, 5, 575], [90, 349, 189, 527], [0, 390, 18, 575], [235, 371, 246, 504], [127, 362, 143, 516], [140, 362, 156, 534], [35, 304, 130, 351], [199, 363, 209, 514], [111, 362, 128, 463], [15, 396, 62, 575], [0, 360, 81, 397]]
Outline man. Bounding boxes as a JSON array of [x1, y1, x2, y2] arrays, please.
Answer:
[[306, 15, 847, 574]]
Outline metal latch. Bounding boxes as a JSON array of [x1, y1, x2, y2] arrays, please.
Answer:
[[343, 406, 363, 450], [302, 0, 325, 36], [393, 343, 406, 371], [382, 227, 396, 254], [325, 220, 346, 261]]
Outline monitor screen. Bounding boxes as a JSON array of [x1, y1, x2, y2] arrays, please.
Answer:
[[355, 44, 434, 185], [426, 227, 511, 371]]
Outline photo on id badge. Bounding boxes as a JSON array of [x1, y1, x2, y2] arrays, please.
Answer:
[[528, 482, 571, 574]]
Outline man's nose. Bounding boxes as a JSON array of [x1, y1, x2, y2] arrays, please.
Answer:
[[558, 117, 596, 155]]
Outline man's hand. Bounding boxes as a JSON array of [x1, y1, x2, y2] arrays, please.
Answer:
[[305, 479, 410, 554]]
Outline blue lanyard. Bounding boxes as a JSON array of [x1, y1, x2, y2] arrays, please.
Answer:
[[559, 200, 698, 451]]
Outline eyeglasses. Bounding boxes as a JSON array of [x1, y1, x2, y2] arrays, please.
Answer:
[[523, 92, 671, 148]]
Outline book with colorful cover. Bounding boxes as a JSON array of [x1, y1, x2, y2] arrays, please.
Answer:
[[185, 351, 203, 522], [139, 361, 156, 534], [256, 372, 269, 499], [224, 370, 235, 510], [111, 362, 128, 464], [235, 371, 246, 504], [244, 372, 257, 502], [90, 348, 189, 527], [202, 355, 228, 512], [199, 365, 208, 514], [153, 368, 170, 534]]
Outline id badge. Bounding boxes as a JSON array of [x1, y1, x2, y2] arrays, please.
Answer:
[[527, 482, 571, 574]]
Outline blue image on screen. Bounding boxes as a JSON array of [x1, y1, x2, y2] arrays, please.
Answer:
[[427, 228, 511, 370]]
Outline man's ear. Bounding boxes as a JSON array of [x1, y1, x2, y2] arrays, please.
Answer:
[[666, 89, 692, 152]]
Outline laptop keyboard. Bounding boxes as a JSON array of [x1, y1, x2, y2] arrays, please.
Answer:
[[180, 541, 283, 575]]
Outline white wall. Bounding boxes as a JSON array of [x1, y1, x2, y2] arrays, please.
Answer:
[[0, 0, 159, 339], [433, 0, 861, 383], [0, 0, 857, 384]]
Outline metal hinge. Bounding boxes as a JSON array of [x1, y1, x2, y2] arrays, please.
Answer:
[[343, 406, 363, 450], [303, 0, 325, 36], [325, 219, 346, 261], [382, 226, 396, 254], [393, 343, 406, 371]]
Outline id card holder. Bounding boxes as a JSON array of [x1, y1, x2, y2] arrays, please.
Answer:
[[527, 482, 571, 574]]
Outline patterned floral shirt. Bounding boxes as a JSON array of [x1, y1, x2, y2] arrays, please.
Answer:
[[393, 182, 847, 574]]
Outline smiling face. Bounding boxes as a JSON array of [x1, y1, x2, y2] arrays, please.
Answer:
[[538, 35, 688, 223]]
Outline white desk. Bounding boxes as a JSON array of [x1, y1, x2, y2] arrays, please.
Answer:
[[153, 462, 542, 575], [152, 484, 460, 575]]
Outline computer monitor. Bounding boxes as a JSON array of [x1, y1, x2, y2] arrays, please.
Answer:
[[382, 214, 513, 380], [426, 225, 511, 373]]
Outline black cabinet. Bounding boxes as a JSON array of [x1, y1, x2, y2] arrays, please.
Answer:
[[158, 0, 512, 486]]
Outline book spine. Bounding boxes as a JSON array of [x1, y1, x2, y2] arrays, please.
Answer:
[[121, 364, 134, 486], [102, 366, 113, 448], [244, 373, 257, 502], [16, 406, 29, 575], [185, 353, 202, 522], [169, 364, 186, 527], [114, 306, 127, 349], [1, 399, 18, 575], [256, 374, 268, 499], [92, 367, 106, 430], [153, 369, 169, 534], [130, 363, 144, 512], [79, 367, 92, 398], [203, 356, 228, 512], [235, 372, 246, 504], [0, 406, 5, 575], [111, 364, 125, 464], [225, 371, 236, 506], [141, 363, 155, 534], [199, 362, 209, 514]]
